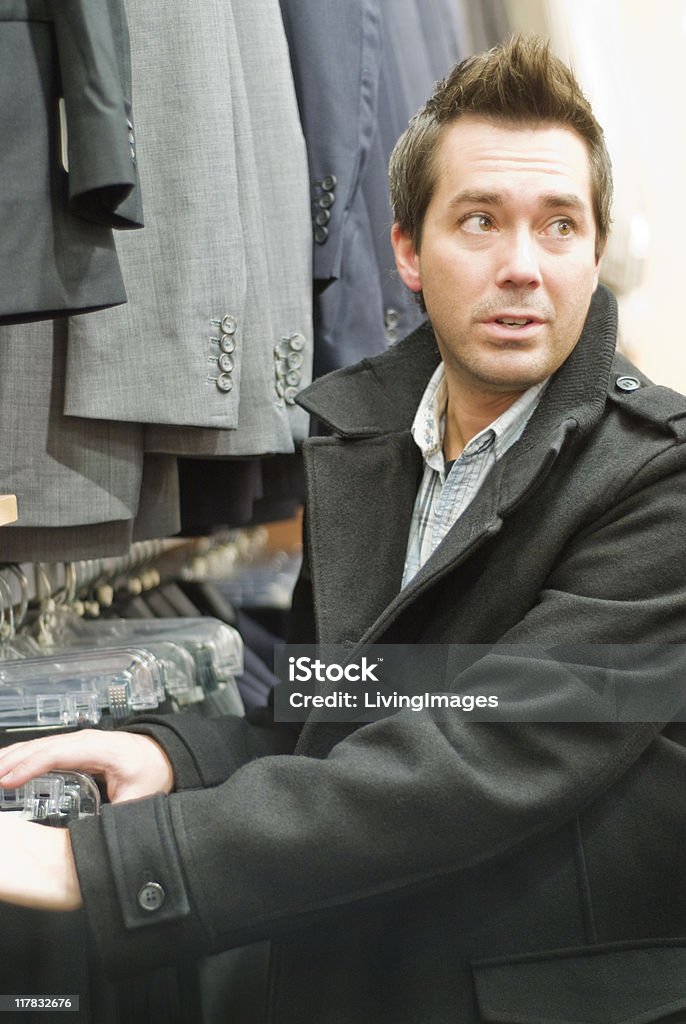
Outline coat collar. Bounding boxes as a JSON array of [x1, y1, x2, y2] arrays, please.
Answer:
[[297, 285, 620, 650]]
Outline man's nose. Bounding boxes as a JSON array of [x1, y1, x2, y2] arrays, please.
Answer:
[[495, 229, 542, 289]]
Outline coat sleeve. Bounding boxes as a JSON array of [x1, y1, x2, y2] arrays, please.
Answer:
[[69, 448, 686, 976], [53, 0, 143, 228]]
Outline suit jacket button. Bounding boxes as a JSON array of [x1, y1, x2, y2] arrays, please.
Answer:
[[288, 333, 306, 351], [615, 375, 641, 392], [286, 370, 301, 387], [315, 208, 331, 226], [219, 335, 235, 354], [314, 225, 329, 244], [138, 882, 165, 912], [318, 191, 335, 209], [321, 175, 337, 191], [216, 373, 233, 393], [284, 386, 298, 405], [218, 353, 234, 373], [221, 315, 238, 335]]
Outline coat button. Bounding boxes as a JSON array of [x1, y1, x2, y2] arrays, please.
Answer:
[[138, 882, 165, 912], [284, 386, 298, 405], [314, 225, 329, 244], [286, 370, 300, 387], [219, 335, 235, 354], [221, 315, 238, 335], [288, 333, 305, 351], [315, 209, 331, 226], [321, 175, 337, 191], [216, 373, 233, 393], [287, 351, 303, 370], [218, 353, 234, 373], [318, 192, 335, 209], [615, 375, 641, 392]]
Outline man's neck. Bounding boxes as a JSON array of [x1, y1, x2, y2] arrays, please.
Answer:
[[442, 378, 527, 461]]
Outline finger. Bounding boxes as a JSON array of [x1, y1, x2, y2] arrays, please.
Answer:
[[0, 731, 108, 787]]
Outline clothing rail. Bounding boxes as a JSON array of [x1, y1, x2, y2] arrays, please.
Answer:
[[0, 527, 269, 639]]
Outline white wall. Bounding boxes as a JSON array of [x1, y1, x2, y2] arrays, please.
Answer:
[[505, 0, 686, 388]]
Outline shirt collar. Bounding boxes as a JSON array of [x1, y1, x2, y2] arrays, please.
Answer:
[[410, 362, 548, 472]]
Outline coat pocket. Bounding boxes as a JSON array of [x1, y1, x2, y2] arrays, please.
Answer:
[[471, 940, 686, 1023]]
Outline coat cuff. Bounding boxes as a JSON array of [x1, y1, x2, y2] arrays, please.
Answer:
[[123, 709, 298, 790], [70, 796, 208, 977]]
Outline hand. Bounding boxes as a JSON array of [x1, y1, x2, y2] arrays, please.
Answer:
[[0, 815, 82, 911], [0, 729, 174, 804]]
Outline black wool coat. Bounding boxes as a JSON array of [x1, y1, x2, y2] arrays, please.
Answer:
[[72, 285, 686, 1023]]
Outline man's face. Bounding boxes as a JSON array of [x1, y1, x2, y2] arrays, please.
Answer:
[[392, 117, 603, 396]]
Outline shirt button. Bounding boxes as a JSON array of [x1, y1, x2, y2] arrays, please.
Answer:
[[221, 315, 238, 335], [216, 373, 233, 393], [615, 375, 640, 392], [137, 882, 165, 912]]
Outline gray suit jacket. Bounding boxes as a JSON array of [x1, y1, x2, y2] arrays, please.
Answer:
[[0, 317, 178, 560], [65, 0, 312, 454], [0, 0, 142, 323]]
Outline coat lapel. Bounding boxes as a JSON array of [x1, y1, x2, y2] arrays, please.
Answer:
[[302, 431, 423, 644]]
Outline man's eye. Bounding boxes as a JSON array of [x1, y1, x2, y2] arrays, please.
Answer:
[[461, 214, 494, 233], [547, 218, 575, 237]]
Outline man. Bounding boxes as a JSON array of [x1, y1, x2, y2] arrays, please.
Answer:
[[2, 35, 686, 1022]]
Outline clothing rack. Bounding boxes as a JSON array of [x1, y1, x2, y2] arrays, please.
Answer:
[[0, 528, 270, 640]]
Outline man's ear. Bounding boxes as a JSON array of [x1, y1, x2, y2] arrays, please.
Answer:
[[391, 223, 422, 293]]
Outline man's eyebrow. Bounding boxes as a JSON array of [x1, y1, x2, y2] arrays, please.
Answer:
[[539, 192, 587, 211], [447, 190, 588, 211], [447, 190, 503, 208]]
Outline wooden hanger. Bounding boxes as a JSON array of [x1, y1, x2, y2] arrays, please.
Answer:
[[0, 496, 17, 527]]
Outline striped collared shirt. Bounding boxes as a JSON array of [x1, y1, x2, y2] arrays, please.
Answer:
[[401, 363, 547, 588]]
